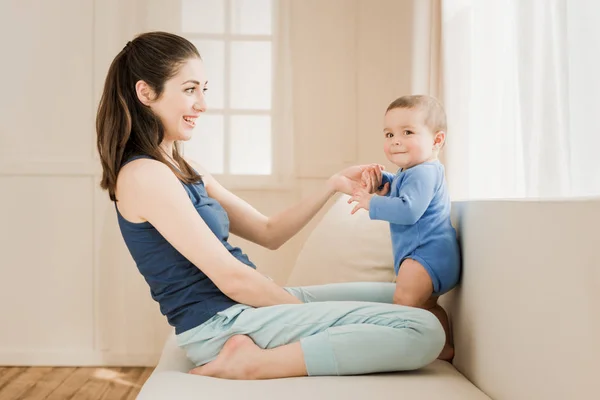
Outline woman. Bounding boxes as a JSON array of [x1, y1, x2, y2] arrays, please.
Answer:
[[96, 31, 445, 380]]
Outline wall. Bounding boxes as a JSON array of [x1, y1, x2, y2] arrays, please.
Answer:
[[0, 0, 420, 365]]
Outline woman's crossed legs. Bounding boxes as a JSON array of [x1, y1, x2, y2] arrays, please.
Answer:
[[183, 282, 445, 379]]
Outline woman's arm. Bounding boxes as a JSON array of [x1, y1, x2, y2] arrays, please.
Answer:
[[192, 161, 369, 250], [119, 159, 301, 306]]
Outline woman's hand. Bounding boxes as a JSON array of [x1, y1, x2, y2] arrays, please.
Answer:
[[348, 165, 390, 213], [328, 164, 384, 195], [361, 165, 391, 194]]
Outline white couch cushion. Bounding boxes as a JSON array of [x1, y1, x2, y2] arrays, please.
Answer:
[[138, 331, 490, 400], [287, 194, 396, 286]]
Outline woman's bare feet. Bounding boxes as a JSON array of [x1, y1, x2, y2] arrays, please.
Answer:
[[189, 335, 261, 379], [189, 334, 307, 380]]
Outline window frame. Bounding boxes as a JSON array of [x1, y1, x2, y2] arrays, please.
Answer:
[[177, 0, 294, 190]]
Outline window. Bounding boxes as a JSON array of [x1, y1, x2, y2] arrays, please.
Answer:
[[442, 0, 600, 199], [179, 0, 292, 188]]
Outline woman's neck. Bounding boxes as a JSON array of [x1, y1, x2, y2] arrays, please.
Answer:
[[159, 140, 175, 156]]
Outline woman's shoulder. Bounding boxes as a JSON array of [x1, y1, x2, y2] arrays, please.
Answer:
[[115, 158, 181, 223], [118, 157, 174, 188]]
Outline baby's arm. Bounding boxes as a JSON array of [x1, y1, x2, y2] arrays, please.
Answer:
[[378, 171, 395, 195], [369, 165, 438, 225]]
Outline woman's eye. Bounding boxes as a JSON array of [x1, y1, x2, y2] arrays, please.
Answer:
[[185, 87, 195, 94], [202, 87, 208, 93]]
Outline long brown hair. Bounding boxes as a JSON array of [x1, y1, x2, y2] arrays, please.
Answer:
[[96, 31, 202, 201]]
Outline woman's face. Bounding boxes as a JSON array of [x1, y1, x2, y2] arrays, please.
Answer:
[[148, 57, 208, 142]]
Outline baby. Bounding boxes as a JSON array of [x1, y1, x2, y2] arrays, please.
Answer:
[[350, 95, 460, 361]]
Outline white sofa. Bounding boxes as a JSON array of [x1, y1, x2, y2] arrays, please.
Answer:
[[137, 196, 599, 399]]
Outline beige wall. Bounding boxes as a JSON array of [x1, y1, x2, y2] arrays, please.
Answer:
[[235, 0, 418, 285], [0, 0, 425, 366]]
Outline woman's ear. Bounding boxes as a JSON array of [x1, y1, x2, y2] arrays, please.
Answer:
[[433, 131, 446, 150], [135, 80, 155, 106]]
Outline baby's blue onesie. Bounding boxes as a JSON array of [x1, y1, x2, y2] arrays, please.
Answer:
[[369, 160, 460, 295]]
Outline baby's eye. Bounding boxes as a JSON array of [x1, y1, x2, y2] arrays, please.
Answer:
[[385, 132, 393, 138], [404, 130, 414, 135]]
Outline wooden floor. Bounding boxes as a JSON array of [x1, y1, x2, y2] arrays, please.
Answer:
[[0, 367, 153, 400]]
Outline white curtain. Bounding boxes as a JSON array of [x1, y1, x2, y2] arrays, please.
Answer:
[[441, 0, 600, 200]]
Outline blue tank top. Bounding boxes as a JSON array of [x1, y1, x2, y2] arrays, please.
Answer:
[[115, 155, 256, 334]]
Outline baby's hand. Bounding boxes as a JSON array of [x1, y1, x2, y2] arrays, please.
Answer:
[[348, 186, 374, 214], [360, 164, 383, 193], [360, 164, 390, 195]]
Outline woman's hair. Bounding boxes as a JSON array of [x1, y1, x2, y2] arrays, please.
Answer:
[[386, 94, 447, 133], [96, 31, 202, 201]]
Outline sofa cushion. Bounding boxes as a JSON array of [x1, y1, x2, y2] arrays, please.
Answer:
[[287, 194, 396, 286], [137, 331, 491, 400]]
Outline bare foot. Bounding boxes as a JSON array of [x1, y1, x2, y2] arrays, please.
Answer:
[[189, 335, 261, 379]]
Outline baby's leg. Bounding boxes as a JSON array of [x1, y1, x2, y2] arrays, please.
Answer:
[[394, 259, 454, 362], [421, 297, 454, 361]]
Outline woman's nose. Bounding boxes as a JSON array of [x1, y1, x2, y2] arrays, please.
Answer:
[[193, 92, 207, 112], [193, 98, 206, 112]]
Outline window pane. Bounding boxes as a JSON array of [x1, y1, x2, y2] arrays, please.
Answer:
[[181, 0, 224, 34], [230, 116, 271, 175], [230, 41, 272, 110], [191, 40, 224, 109], [231, 0, 272, 35], [185, 114, 224, 174]]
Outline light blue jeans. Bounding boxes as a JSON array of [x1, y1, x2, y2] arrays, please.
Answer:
[[176, 282, 445, 376]]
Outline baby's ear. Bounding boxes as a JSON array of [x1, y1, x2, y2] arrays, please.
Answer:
[[433, 130, 446, 149]]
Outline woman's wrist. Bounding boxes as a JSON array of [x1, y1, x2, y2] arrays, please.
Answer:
[[325, 175, 339, 195]]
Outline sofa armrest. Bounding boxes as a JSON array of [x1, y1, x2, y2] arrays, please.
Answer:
[[445, 199, 599, 400]]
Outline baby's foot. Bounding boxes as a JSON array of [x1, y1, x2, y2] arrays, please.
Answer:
[[438, 343, 454, 362]]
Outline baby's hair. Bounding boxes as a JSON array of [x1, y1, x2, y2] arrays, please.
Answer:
[[386, 95, 447, 133]]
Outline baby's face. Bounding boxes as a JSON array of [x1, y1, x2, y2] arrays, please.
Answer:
[[383, 107, 437, 170]]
